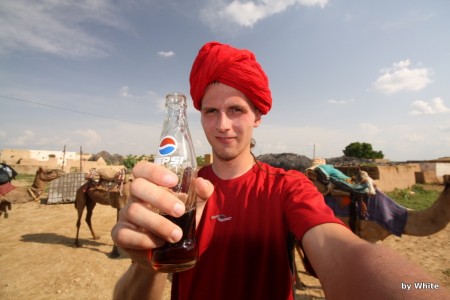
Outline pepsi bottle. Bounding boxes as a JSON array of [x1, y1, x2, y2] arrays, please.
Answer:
[[151, 92, 198, 273]]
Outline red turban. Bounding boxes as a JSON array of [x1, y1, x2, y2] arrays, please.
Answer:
[[189, 41, 272, 115]]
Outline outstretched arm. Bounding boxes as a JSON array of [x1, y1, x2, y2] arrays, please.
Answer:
[[302, 223, 449, 300], [113, 261, 167, 300]]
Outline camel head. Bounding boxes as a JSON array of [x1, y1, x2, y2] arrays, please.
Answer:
[[37, 167, 66, 181]]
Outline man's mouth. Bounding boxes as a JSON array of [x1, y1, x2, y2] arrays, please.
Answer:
[[216, 136, 235, 143]]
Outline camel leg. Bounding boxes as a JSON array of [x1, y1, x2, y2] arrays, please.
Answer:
[[85, 199, 100, 240], [74, 188, 86, 248], [109, 208, 121, 258], [0, 199, 11, 218], [294, 245, 307, 290], [74, 210, 83, 247], [28, 187, 41, 202], [294, 261, 306, 290], [5, 200, 11, 219]]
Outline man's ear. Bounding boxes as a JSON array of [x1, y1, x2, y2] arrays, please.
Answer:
[[254, 110, 262, 128]]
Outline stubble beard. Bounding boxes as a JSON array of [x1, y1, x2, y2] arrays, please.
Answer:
[[211, 140, 252, 163]]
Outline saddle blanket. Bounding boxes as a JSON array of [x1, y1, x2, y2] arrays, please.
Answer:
[[0, 182, 15, 196], [325, 189, 408, 237]]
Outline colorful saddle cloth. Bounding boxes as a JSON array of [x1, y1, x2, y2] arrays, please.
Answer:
[[312, 164, 375, 196], [325, 189, 408, 237]]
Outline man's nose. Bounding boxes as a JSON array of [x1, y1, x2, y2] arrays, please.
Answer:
[[216, 112, 231, 132]]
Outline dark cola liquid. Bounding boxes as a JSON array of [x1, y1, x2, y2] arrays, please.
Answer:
[[151, 207, 198, 273]]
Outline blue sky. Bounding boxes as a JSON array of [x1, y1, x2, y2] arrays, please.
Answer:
[[1, 0, 449, 161]]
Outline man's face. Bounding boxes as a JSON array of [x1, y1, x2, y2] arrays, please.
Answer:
[[200, 82, 261, 162]]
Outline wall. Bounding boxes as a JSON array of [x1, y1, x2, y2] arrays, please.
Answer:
[[374, 164, 421, 192], [0, 149, 87, 165], [1, 148, 120, 175], [436, 163, 450, 183], [337, 164, 421, 192], [415, 170, 438, 184], [418, 162, 450, 184]]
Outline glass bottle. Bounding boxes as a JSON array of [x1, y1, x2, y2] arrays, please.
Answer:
[[151, 92, 198, 273]]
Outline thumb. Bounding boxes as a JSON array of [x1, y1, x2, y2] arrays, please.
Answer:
[[195, 177, 214, 203], [194, 177, 213, 226]]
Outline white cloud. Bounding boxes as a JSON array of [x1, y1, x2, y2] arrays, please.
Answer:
[[147, 90, 158, 97], [120, 86, 133, 98], [0, 0, 128, 58], [201, 0, 328, 28], [328, 98, 354, 104], [157, 51, 175, 58], [8, 130, 35, 146], [73, 129, 102, 147], [373, 59, 432, 94], [410, 97, 450, 115], [438, 124, 450, 132]]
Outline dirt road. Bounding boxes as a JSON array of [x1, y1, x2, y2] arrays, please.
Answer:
[[0, 180, 448, 299]]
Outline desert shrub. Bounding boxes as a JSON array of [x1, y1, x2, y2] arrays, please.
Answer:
[[387, 185, 440, 210]]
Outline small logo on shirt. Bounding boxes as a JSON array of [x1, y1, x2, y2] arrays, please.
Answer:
[[211, 214, 232, 222]]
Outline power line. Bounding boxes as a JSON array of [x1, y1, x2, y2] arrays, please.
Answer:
[[0, 94, 154, 127]]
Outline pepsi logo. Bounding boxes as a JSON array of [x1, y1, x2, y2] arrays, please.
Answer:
[[158, 136, 177, 156]]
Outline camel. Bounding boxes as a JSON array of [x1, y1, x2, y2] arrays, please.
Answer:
[[28, 167, 66, 201], [308, 174, 450, 243], [74, 168, 130, 258], [293, 174, 450, 290]]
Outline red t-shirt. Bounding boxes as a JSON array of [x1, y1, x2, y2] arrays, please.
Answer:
[[171, 162, 343, 300]]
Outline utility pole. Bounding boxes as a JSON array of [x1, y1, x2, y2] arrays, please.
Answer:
[[62, 145, 66, 171], [80, 146, 83, 172]]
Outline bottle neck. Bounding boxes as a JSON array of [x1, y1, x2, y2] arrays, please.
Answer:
[[165, 104, 187, 129]]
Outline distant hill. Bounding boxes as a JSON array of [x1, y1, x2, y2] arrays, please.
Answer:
[[89, 151, 124, 165], [257, 153, 312, 172], [257, 153, 377, 173]]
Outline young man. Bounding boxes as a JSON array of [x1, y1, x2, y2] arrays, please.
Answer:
[[111, 42, 449, 299]]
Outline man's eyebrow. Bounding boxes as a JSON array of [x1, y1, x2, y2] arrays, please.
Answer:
[[201, 103, 246, 111], [201, 106, 216, 111]]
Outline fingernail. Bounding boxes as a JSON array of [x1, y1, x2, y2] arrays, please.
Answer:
[[173, 202, 185, 216], [171, 228, 183, 242]]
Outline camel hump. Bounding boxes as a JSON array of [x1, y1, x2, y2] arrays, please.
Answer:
[[87, 168, 126, 182], [97, 168, 118, 181]]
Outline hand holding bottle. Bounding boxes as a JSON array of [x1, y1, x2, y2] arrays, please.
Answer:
[[111, 161, 213, 269]]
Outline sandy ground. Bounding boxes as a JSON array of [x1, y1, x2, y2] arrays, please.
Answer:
[[0, 180, 448, 300]]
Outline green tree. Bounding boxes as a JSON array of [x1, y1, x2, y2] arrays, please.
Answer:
[[123, 155, 139, 170], [196, 155, 205, 167], [343, 142, 384, 159], [123, 154, 153, 170]]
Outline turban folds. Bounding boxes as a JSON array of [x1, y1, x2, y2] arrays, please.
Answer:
[[189, 41, 272, 115]]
